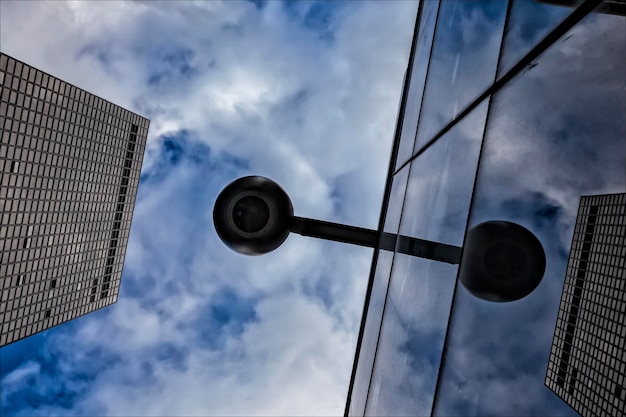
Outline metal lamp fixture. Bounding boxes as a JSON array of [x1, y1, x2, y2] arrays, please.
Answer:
[[213, 176, 546, 302]]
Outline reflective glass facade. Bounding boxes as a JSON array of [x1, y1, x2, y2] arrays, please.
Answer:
[[346, 1, 625, 416], [0, 53, 149, 347], [546, 193, 626, 417]]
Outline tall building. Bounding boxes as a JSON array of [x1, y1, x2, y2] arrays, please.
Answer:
[[545, 193, 626, 417], [0, 52, 149, 347], [345, 0, 625, 416]]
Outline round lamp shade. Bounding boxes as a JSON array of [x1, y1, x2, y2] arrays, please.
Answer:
[[213, 176, 294, 255], [459, 221, 546, 302]]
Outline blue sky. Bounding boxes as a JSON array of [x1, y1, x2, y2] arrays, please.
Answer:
[[0, 1, 417, 415]]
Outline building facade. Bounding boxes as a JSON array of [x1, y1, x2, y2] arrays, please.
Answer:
[[345, 0, 625, 416], [0, 53, 149, 347], [546, 193, 626, 417]]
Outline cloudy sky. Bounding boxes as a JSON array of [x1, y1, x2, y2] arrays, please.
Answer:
[[2, 1, 625, 417], [0, 1, 417, 415]]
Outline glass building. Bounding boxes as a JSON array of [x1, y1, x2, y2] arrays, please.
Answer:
[[345, 0, 625, 416], [0, 53, 149, 347], [546, 193, 626, 417]]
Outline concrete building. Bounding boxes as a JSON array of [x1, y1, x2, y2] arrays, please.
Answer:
[[0, 52, 149, 346]]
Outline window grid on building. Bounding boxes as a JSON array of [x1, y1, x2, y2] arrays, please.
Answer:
[[545, 193, 626, 417], [0, 53, 149, 346]]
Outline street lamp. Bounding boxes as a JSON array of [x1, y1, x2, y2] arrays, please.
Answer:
[[213, 176, 546, 302]]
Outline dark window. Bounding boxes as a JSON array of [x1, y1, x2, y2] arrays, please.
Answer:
[[568, 368, 578, 395], [44, 310, 51, 318]]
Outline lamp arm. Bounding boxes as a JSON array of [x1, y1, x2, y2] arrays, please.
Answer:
[[290, 216, 462, 264]]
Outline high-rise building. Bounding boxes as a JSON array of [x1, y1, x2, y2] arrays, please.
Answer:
[[0, 52, 149, 347], [545, 193, 626, 417], [345, 0, 625, 416]]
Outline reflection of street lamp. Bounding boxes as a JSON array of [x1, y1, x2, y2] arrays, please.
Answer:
[[213, 176, 546, 302]]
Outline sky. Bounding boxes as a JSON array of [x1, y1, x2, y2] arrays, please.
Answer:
[[0, 1, 418, 415]]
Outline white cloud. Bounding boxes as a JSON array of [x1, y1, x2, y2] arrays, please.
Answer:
[[1, 361, 41, 396]]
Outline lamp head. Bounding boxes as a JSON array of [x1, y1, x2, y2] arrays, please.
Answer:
[[213, 176, 294, 255], [460, 221, 546, 302]]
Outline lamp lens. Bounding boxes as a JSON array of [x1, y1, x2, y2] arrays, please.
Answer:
[[232, 196, 270, 233], [483, 242, 527, 281]]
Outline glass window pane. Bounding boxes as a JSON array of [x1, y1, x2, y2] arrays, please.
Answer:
[[366, 254, 458, 416], [433, 9, 625, 417], [384, 166, 410, 235], [348, 249, 395, 416], [399, 100, 489, 247], [412, 1, 507, 153], [395, 0, 440, 170], [497, 0, 584, 78], [365, 100, 489, 416]]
